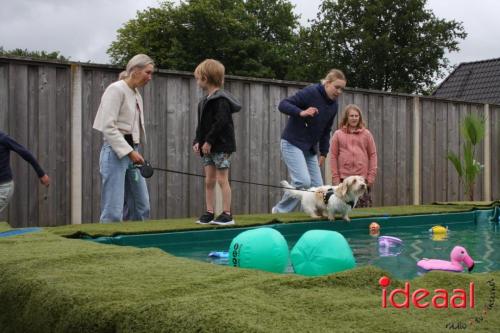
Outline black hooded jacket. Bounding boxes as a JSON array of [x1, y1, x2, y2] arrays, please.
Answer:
[[193, 90, 241, 154]]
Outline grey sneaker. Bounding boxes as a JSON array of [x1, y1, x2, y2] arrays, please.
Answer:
[[209, 212, 235, 225], [196, 211, 214, 224]]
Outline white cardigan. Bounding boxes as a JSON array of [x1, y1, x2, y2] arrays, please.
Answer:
[[93, 80, 146, 159]]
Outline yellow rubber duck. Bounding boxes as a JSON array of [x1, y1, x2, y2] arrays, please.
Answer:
[[429, 225, 448, 234]]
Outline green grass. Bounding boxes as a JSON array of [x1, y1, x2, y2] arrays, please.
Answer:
[[48, 203, 481, 238], [1, 204, 499, 332]]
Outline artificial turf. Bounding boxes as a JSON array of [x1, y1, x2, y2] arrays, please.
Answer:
[[0, 204, 499, 332], [48, 203, 487, 238]]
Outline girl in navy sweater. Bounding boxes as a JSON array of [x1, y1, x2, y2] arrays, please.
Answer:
[[272, 69, 346, 213]]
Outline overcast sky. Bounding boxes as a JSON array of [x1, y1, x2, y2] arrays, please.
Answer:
[[1, 0, 499, 72]]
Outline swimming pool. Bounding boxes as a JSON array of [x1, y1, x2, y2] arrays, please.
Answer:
[[92, 210, 500, 279]]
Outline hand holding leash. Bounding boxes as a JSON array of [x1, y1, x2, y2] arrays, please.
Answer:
[[134, 160, 154, 178], [128, 150, 145, 165]]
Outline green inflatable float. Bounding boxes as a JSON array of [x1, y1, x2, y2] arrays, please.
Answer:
[[229, 227, 289, 273], [291, 230, 356, 276]]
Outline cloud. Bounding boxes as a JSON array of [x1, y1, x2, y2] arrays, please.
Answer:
[[0, 0, 160, 63], [1, 0, 499, 66]]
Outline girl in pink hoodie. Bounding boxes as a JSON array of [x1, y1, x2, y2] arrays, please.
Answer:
[[330, 104, 377, 207]]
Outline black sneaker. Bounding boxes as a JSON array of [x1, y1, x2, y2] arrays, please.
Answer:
[[210, 212, 235, 225], [196, 211, 214, 224]]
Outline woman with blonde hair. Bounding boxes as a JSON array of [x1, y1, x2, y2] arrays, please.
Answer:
[[93, 54, 155, 222], [329, 104, 377, 207], [272, 69, 346, 213]]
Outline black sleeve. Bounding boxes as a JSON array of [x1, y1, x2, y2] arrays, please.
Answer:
[[5, 135, 45, 177]]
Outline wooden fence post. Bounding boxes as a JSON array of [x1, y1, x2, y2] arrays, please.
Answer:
[[483, 104, 491, 201], [413, 96, 421, 205], [70, 64, 82, 224]]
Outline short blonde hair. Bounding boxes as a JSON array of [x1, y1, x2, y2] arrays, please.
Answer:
[[321, 69, 346, 84], [340, 104, 366, 129], [126, 54, 155, 77], [194, 59, 225, 87]]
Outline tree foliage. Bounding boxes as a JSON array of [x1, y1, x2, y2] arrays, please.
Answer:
[[295, 0, 466, 93], [108, 0, 299, 79], [107, 0, 466, 91], [0, 47, 69, 61]]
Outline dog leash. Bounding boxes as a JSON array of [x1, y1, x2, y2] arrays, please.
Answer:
[[136, 162, 316, 193], [137, 162, 385, 213]]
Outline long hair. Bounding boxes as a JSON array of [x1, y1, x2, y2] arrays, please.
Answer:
[[340, 104, 366, 129]]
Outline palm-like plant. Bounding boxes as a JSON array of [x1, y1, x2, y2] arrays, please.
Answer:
[[447, 114, 485, 201]]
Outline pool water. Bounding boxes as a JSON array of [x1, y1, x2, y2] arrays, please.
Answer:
[[92, 210, 500, 280]]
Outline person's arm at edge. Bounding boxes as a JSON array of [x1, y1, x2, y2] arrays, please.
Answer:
[[5, 135, 50, 186]]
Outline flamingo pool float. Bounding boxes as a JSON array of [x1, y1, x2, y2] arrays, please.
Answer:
[[417, 246, 475, 273]]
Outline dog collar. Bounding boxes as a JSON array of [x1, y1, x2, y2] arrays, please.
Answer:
[[323, 188, 335, 205]]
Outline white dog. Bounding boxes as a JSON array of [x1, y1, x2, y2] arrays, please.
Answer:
[[281, 175, 367, 221]]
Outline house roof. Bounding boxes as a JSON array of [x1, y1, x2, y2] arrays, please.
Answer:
[[433, 57, 500, 104]]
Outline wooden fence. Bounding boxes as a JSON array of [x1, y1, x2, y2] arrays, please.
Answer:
[[1, 56, 499, 227]]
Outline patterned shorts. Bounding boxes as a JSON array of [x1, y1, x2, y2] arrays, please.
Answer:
[[202, 152, 231, 169]]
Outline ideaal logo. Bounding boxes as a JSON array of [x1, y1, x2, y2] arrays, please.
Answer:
[[379, 276, 474, 309], [379, 276, 496, 330]]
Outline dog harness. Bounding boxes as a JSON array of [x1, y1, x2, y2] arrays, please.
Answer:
[[323, 188, 335, 205], [323, 188, 355, 208]]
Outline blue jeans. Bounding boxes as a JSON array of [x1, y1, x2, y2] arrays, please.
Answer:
[[99, 143, 150, 223], [272, 139, 323, 213]]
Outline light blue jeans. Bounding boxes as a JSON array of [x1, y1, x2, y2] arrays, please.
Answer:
[[0, 180, 14, 213], [99, 143, 150, 223], [272, 139, 323, 213]]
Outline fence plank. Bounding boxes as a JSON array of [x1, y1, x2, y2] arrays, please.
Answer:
[[491, 106, 500, 200], [471, 104, 484, 200], [421, 99, 436, 203], [268, 85, 285, 209], [248, 83, 269, 213], [367, 94, 383, 206], [229, 80, 250, 215], [27, 66, 40, 226], [435, 101, 448, 202], [9, 64, 29, 227], [162, 77, 189, 217], [447, 102, 460, 200], [381, 95, 397, 205], [148, 74, 167, 219], [81, 69, 94, 223], [55, 67, 71, 226], [395, 97, 411, 205], [187, 78, 206, 217], [0, 64, 8, 222]]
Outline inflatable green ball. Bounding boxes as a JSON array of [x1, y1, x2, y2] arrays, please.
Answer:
[[228, 227, 289, 273], [291, 230, 356, 276]]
